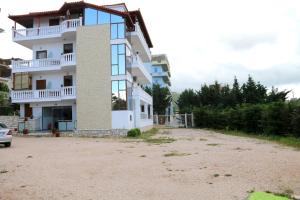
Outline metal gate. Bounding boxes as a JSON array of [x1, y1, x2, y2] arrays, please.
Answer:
[[153, 113, 194, 128]]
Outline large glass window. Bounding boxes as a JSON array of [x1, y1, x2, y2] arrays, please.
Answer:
[[84, 8, 97, 25], [111, 14, 124, 23], [110, 23, 125, 39], [98, 11, 110, 24], [112, 80, 127, 110], [111, 44, 126, 75]]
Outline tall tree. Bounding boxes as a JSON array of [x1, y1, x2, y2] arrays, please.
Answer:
[[241, 75, 267, 104], [266, 87, 290, 103], [177, 89, 197, 113], [231, 76, 242, 105], [152, 84, 172, 115]]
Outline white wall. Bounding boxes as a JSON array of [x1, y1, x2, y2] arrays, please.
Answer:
[[32, 41, 76, 60], [32, 71, 76, 90], [112, 111, 134, 129]]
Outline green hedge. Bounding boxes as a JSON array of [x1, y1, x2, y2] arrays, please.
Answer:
[[193, 102, 300, 137]]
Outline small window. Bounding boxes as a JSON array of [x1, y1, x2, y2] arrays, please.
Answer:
[[49, 18, 60, 26], [148, 105, 151, 119], [141, 105, 145, 113], [63, 43, 73, 54], [36, 51, 47, 59]]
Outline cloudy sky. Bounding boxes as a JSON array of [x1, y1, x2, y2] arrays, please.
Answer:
[[1, 0, 300, 97]]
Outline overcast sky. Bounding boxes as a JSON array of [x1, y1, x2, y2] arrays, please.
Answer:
[[1, 0, 300, 97]]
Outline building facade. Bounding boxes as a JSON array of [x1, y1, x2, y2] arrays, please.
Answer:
[[0, 58, 12, 87], [151, 54, 173, 115], [9, 1, 154, 133]]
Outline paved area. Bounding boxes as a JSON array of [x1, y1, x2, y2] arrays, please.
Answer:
[[0, 129, 299, 200]]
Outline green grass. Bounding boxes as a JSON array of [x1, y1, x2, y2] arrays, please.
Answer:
[[129, 128, 176, 144], [207, 129, 300, 149], [248, 192, 291, 200]]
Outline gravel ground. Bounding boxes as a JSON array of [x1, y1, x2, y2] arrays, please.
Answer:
[[0, 129, 299, 200]]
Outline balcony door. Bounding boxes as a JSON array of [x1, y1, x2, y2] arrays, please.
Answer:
[[64, 75, 73, 87], [36, 80, 46, 90], [63, 44, 73, 54]]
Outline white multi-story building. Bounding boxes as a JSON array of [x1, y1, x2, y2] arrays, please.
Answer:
[[9, 1, 155, 133], [151, 54, 173, 115]]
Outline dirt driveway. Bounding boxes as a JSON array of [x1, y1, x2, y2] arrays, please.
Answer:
[[0, 129, 299, 200]]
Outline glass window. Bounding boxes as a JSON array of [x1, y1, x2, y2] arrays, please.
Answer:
[[98, 11, 110, 24], [118, 44, 125, 54], [112, 80, 127, 110], [111, 44, 126, 75], [111, 14, 124, 23], [117, 23, 125, 38], [119, 80, 126, 90], [84, 8, 97, 25], [112, 65, 118, 75], [118, 55, 125, 74], [110, 24, 118, 39]]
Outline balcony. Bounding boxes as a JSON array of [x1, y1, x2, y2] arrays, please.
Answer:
[[11, 86, 76, 103], [127, 23, 151, 62], [130, 54, 152, 84], [12, 18, 82, 47], [152, 71, 171, 85], [12, 53, 76, 73]]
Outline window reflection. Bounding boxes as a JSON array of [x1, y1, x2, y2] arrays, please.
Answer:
[[112, 80, 128, 110], [84, 8, 97, 25], [111, 44, 126, 75], [98, 11, 110, 24], [111, 14, 124, 23]]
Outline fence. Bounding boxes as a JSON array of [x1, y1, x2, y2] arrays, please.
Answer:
[[153, 113, 194, 128]]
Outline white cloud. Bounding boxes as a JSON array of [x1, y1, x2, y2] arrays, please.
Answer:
[[1, 0, 300, 97]]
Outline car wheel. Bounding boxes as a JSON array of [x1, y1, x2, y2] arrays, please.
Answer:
[[4, 142, 11, 147]]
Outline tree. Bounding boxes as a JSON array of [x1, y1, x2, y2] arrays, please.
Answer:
[[177, 89, 198, 113], [0, 82, 9, 92], [143, 85, 152, 96], [152, 84, 172, 115], [241, 75, 267, 104], [266, 87, 290, 103], [231, 76, 242, 105]]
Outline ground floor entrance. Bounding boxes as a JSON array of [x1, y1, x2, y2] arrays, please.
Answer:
[[42, 106, 74, 131]]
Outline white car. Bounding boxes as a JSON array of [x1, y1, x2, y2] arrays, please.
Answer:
[[0, 123, 12, 147]]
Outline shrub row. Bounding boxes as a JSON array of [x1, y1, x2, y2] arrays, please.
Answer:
[[193, 101, 300, 137]]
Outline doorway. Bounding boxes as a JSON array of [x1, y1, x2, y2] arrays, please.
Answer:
[[36, 80, 46, 90], [64, 75, 73, 87]]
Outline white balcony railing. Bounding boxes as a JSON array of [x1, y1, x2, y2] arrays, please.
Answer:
[[12, 53, 76, 72], [61, 53, 76, 66], [12, 18, 82, 40], [11, 86, 76, 103], [131, 54, 152, 84]]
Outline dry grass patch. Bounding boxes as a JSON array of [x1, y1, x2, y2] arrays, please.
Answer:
[[164, 151, 191, 157]]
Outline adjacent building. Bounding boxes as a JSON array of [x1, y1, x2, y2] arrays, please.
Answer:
[[9, 1, 155, 133], [0, 58, 12, 87], [151, 54, 173, 115]]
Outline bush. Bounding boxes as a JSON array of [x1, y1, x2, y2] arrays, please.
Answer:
[[127, 128, 141, 137], [261, 102, 289, 136], [291, 105, 300, 138]]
